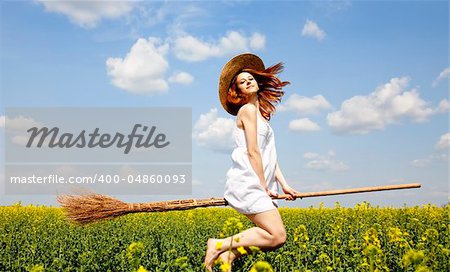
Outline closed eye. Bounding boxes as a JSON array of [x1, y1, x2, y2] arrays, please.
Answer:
[[240, 78, 253, 84]]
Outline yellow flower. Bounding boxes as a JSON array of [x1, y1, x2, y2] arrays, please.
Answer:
[[216, 241, 223, 250], [29, 265, 44, 272], [237, 246, 247, 255], [220, 261, 231, 272], [136, 265, 148, 272], [250, 261, 273, 272]]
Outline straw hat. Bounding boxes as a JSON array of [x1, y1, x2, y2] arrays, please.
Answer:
[[218, 53, 265, 115]]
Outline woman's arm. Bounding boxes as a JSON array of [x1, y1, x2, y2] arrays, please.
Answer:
[[275, 161, 300, 200], [274, 162, 289, 188], [239, 104, 277, 197]]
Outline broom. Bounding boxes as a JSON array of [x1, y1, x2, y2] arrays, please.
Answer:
[[57, 183, 421, 225]]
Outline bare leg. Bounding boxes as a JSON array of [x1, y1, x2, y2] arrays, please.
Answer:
[[204, 208, 286, 271]]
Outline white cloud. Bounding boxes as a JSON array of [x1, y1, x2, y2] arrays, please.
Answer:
[[411, 158, 430, 168], [327, 77, 438, 134], [12, 135, 33, 146], [192, 108, 235, 153], [165, 4, 208, 36], [106, 37, 170, 94], [303, 150, 349, 172], [432, 67, 450, 88], [2, 115, 43, 132], [1, 115, 48, 147], [173, 31, 265, 62], [279, 94, 332, 115], [168, 71, 194, 85], [410, 133, 449, 168], [36, 0, 136, 28], [303, 152, 319, 159], [301, 20, 326, 41], [437, 99, 450, 113], [105, 30, 265, 94], [289, 118, 320, 132], [411, 153, 447, 168], [249, 32, 266, 50], [435, 133, 450, 150], [317, 1, 352, 14]]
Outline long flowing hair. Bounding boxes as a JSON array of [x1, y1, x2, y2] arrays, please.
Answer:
[[226, 63, 290, 121]]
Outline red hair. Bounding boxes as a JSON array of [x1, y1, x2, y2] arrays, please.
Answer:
[[226, 63, 289, 121]]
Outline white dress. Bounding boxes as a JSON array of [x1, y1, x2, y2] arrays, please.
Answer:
[[224, 115, 279, 214]]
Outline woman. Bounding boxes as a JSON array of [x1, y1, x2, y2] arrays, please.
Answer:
[[204, 53, 300, 271]]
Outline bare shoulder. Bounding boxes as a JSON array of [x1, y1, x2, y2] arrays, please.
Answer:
[[236, 104, 257, 128], [238, 104, 257, 118]]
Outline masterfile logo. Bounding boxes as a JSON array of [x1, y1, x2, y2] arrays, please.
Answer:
[[4, 107, 192, 195]]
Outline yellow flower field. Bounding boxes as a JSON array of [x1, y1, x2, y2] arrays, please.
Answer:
[[1, 202, 448, 271]]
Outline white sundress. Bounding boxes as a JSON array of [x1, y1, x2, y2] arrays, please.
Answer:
[[224, 115, 279, 214]]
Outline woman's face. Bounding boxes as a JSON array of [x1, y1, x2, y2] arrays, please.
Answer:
[[235, 72, 259, 95]]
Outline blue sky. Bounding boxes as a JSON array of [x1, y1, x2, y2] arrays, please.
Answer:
[[0, 0, 448, 207]]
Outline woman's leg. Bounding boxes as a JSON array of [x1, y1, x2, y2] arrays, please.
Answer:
[[204, 208, 286, 271]]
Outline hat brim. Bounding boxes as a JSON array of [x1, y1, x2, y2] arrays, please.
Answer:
[[219, 53, 265, 116]]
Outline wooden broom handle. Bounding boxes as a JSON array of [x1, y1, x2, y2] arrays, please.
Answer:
[[272, 183, 421, 199]]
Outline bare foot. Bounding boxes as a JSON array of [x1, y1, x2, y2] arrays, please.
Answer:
[[204, 238, 222, 271], [217, 250, 237, 272]]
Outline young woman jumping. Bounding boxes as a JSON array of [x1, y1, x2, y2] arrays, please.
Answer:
[[204, 53, 300, 271]]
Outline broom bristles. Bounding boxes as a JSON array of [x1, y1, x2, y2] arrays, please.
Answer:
[[57, 194, 132, 224]]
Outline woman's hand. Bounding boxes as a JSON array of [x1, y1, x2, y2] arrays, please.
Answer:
[[264, 187, 278, 198], [282, 185, 300, 201]]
